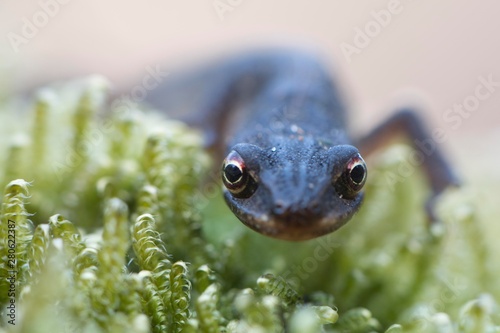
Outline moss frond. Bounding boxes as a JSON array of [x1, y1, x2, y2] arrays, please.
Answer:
[[132, 213, 171, 272], [170, 261, 191, 332]]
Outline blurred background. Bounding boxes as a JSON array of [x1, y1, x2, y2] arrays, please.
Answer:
[[1, 0, 499, 220]]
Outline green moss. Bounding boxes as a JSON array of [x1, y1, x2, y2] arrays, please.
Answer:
[[0, 77, 497, 332]]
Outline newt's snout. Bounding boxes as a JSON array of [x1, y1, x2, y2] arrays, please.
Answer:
[[271, 200, 322, 225]]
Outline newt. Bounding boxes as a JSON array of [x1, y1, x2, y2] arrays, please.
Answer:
[[146, 49, 460, 241]]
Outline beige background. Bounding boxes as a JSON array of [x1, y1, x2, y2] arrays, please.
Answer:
[[1, 0, 499, 196]]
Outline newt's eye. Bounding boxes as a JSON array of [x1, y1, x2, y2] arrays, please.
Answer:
[[222, 151, 257, 198], [334, 154, 367, 199]]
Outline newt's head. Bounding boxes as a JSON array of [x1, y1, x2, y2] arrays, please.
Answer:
[[221, 139, 366, 241]]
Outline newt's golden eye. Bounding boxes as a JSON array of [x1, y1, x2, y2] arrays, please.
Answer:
[[222, 151, 258, 198], [334, 154, 367, 199]]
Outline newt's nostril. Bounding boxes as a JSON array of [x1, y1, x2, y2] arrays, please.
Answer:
[[272, 201, 290, 216]]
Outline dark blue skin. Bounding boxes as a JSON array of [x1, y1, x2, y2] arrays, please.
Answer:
[[219, 54, 365, 240], [146, 49, 459, 241]]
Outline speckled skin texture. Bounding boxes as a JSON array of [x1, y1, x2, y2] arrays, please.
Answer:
[[221, 52, 364, 240], [148, 50, 365, 240]]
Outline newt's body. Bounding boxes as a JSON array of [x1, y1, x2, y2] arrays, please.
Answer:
[[147, 49, 459, 241]]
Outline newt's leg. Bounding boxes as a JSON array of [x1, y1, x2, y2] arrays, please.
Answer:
[[357, 109, 460, 221]]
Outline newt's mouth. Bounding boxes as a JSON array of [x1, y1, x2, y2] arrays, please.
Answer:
[[223, 190, 364, 241]]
